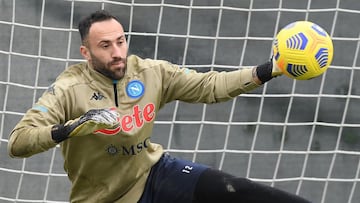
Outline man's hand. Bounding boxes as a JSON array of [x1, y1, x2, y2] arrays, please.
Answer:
[[255, 57, 283, 84], [51, 108, 119, 143]]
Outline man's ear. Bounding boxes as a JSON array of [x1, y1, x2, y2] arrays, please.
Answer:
[[80, 45, 91, 60]]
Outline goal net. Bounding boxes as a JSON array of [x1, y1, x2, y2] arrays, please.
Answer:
[[0, 0, 359, 202]]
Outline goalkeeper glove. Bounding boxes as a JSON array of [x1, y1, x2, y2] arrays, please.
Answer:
[[51, 108, 120, 143], [256, 57, 283, 83]]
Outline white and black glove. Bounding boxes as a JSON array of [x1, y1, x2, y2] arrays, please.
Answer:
[[256, 57, 283, 83], [51, 108, 119, 143]]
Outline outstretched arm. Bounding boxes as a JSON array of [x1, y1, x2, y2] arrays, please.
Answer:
[[160, 58, 282, 104]]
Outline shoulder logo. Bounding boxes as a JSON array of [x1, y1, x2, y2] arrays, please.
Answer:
[[46, 84, 55, 95], [126, 80, 145, 99]]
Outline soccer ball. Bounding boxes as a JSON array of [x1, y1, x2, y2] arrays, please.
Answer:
[[273, 21, 334, 80]]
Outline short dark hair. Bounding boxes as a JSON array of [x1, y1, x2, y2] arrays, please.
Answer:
[[78, 10, 119, 44]]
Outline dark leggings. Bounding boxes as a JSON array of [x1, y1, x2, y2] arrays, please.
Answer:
[[193, 168, 312, 203]]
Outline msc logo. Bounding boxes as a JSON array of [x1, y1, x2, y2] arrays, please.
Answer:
[[105, 137, 151, 156], [105, 144, 119, 156]]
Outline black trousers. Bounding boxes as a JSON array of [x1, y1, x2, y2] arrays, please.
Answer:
[[193, 168, 312, 203]]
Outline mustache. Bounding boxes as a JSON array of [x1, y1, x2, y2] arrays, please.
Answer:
[[109, 58, 126, 66]]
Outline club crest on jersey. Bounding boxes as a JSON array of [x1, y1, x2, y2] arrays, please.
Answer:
[[126, 80, 145, 99]]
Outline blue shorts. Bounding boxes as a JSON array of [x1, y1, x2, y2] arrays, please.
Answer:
[[138, 153, 209, 203]]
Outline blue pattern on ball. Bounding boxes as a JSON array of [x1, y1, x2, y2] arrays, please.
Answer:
[[315, 48, 329, 68], [286, 32, 308, 50]]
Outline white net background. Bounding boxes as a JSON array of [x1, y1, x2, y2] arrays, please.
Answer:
[[0, 0, 360, 202]]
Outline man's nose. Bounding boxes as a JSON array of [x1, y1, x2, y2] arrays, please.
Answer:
[[111, 45, 123, 58]]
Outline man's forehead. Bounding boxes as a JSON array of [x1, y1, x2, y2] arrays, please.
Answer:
[[88, 19, 124, 40]]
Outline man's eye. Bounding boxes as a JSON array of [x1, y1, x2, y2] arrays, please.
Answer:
[[101, 44, 109, 49]]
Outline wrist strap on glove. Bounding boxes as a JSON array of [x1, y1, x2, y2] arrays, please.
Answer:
[[256, 57, 283, 84], [256, 61, 273, 84], [51, 123, 76, 143]]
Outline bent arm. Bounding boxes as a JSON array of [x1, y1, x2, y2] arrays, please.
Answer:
[[8, 125, 56, 158], [8, 85, 67, 158]]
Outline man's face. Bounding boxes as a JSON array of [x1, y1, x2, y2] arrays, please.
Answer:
[[80, 19, 128, 80]]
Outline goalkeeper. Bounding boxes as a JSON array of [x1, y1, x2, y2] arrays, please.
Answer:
[[8, 10, 312, 203]]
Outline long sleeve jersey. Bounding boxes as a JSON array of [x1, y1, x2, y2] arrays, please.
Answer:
[[8, 55, 260, 202]]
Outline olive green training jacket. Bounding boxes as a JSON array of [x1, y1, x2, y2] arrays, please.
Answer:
[[8, 55, 260, 202]]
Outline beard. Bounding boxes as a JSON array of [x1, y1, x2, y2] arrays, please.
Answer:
[[90, 52, 127, 80]]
